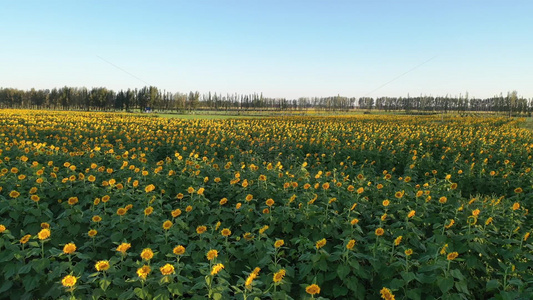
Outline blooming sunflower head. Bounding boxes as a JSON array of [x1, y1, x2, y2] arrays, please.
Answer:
[[173, 245, 186, 255], [61, 275, 77, 288], [305, 284, 320, 295], [206, 249, 218, 261], [315, 238, 327, 249], [63, 243, 76, 254], [220, 228, 231, 237], [160, 263, 175, 276], [162, 220, 173, 230], [95, 260, 110, 272], [38, 228, 51, 240], [140, 248, 154, 260], [137, 265, 151, 280]]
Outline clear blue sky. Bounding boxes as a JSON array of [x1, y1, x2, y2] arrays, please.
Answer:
[[1, 0, 532, 99]]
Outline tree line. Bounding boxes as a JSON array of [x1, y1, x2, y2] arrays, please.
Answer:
[[0, 86, 531, 115]]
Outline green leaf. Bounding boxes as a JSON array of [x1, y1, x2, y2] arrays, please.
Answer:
[[438, 276, 454, 293], [100, 279, 111, 291], [4, 262, 18, 279], [449, 269, 464, 280], [134, 287, 148, 299], [67, 224, 80, 235], [455, 280, 469, 294], [153, 291, 170, 300], [486, 279, 499, 291], [167, 282, 183, 296], [337, 264, 350, 278], [29, 208, 42, 217], [406, 288, 421, 300], [22, 275, 40, 292], [18, 263, 33, 275], [0, 281, 13, 294], [390, 278, 404, 289], [110, 232, 123, 242], [401, 271, 416, 283], [118, 289, 136, 300], [298, 263, 313, 279], [213, 293, 223, 300], [32, 258, 50, 273], [333, 286, 348, 297]]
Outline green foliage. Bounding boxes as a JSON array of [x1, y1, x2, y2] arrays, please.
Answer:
[[0, 110, 531, 299]]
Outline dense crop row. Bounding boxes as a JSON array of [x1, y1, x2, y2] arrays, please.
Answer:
[[0, 110, 531, 299]]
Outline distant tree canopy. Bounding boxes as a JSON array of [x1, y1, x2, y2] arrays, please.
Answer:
[[0, 86, 531, 115]]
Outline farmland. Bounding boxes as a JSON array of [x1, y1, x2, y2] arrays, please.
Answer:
[[0, 109, 531, 299]]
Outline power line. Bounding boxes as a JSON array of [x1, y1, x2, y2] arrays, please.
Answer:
[[364, 55, 437, 97], [96, 55, 151, 86]]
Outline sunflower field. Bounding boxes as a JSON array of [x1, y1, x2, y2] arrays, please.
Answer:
[[0, 110, 531, 300]]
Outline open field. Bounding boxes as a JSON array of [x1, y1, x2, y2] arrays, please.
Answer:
[[0, 109, 531, 299]]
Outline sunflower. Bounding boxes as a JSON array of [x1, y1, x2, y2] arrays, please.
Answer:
[[140, 248, 154, 260], [445, 219, 455, 229], [162, 220, 173, 230], [210, 263, 224, 276], [95, 260, 110, 272], [375, 228, 384, 236], [145, 184, 156, 193], [63, 243, 76, 254], [116, 243, 131, 254], [305, 284, 320, 295], [20, 234, 31, 244], [274, 239, 284, 248], [196, 226, 207, 234], [38, 228, 51, 240], [171, 208, 182, 217], [394, 236, 402, 246], [315, 238, 327, 249], [137, 265, 151, 280], [61, 275, 77, 287], [380, 287, 395, 300], [259, 225, 269, 234], [346, 239, 356, 250], [206, 249, 218, 261], [273, 269, 286, 283], [221, 228, 231, 237], [88, 229, 97, 237], [447, 252, 459, 261], [173, 245, 186, 255], [67, 197, 78, 205], [160, 264, 175, 276]]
